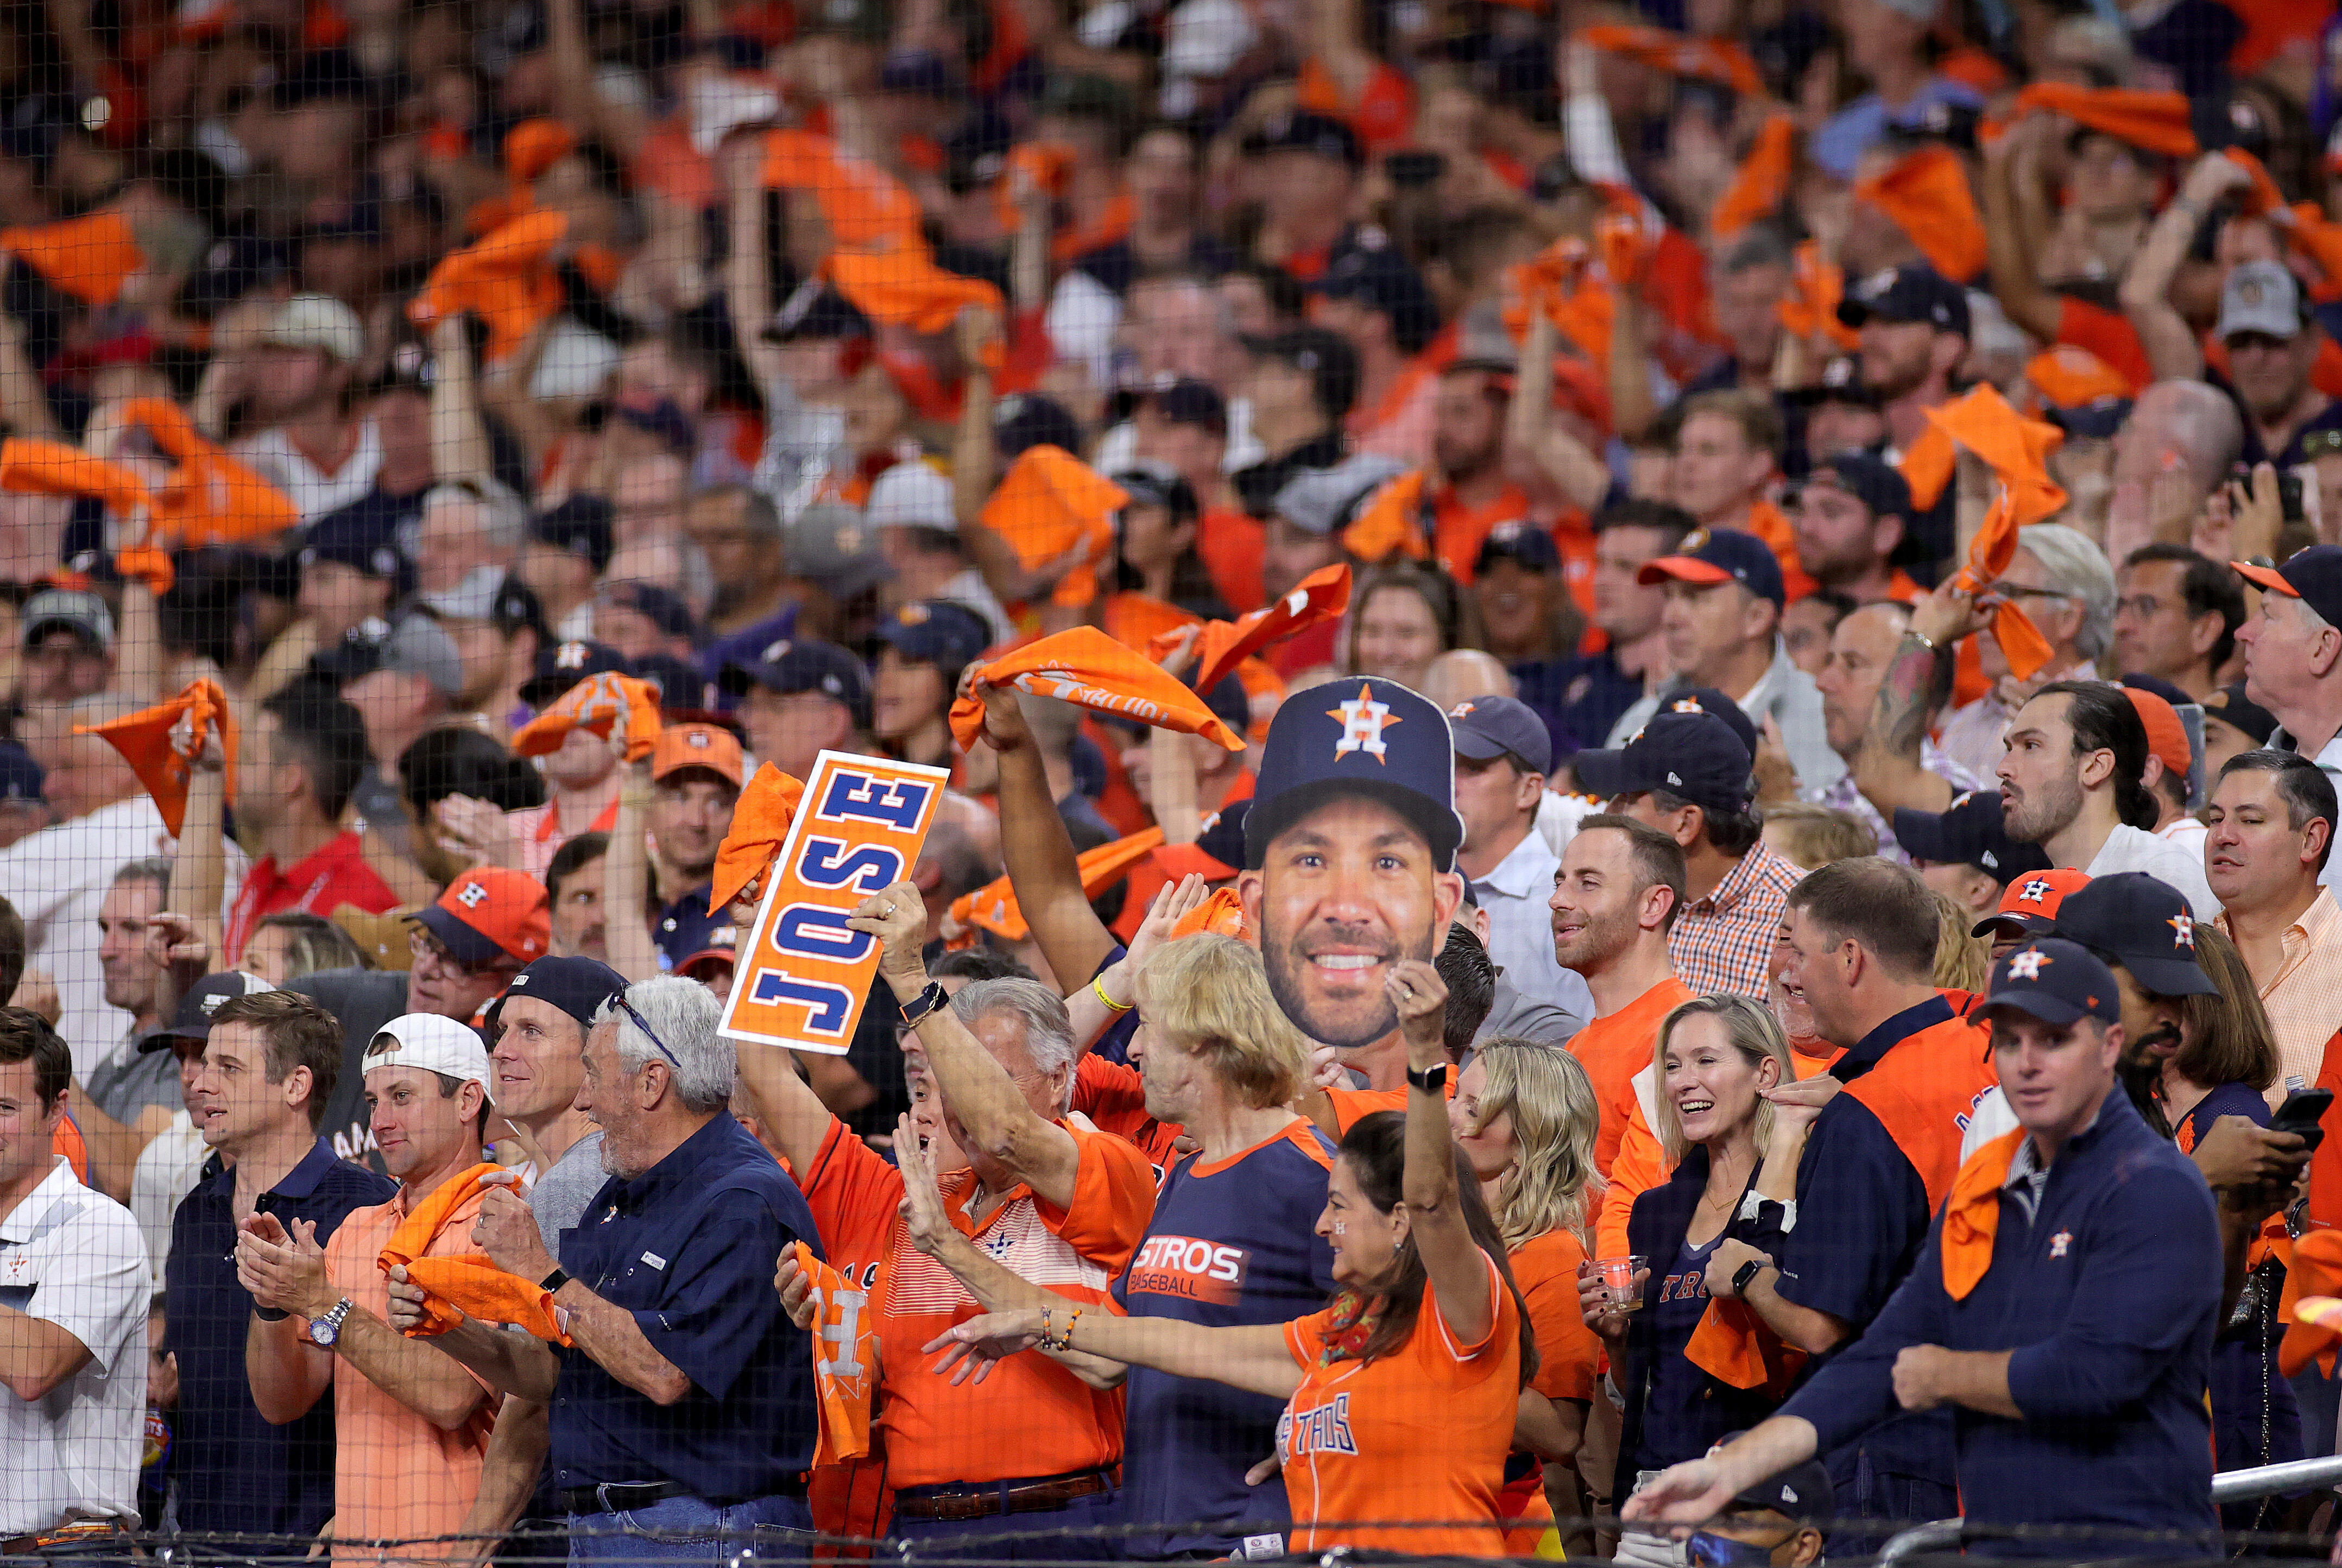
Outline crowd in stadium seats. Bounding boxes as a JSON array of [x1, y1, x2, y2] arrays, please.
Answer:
[[8, 0, 2342, 1554]]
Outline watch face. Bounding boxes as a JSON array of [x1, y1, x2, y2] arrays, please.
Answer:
[[307, 1317, 335, 1346]]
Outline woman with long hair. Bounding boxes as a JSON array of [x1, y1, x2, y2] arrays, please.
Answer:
[[1452, 1039, 1605, 1532], [920, 961, 1537, 1556], [1582, 995, 1809, 1564], [1110, 468, 1232, 619], [1344, 565, 1473, 693]]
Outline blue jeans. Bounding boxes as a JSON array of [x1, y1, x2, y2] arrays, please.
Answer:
[[567, 1492, 815, 1567], [893, 1478, 1121, 1563]]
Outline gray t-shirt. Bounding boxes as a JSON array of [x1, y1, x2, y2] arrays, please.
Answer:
[[530, 1130, 608, 1259], [83, 1035, 178, 1126], [287, 968, 418, 1171]]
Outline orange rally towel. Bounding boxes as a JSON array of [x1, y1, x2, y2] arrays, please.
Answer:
[[408, 208, 570, 363], [824, 248, 1005, 338], [2009, 84, 2197, 159], [952, 827, 1166, 941], [1854, 144, 1986, 284], [0, 437, 148, 519], [1711, 115, 1797, 243], [506, 117, 577, 182], [796, 1241, 875, 1466], [1104, 593, 1203, 653], [979, 446, 1128, 608], [762, 129, 925, 251], [2281, 1231, 2342, 1377], [1899, 424, 1958, 513], [1684, 1295, 1798, 1395], [0, 211, 142, 307], [1575, 25, 1762, 97], [1169, 884, 1251, 942], [1924, 384, 2068, 680], [1503, 238, 1616, 362], [2024, 347, 2131, 411], [2224, 149, 2290, 220], [1942, 1127, 2027, 1300], [512, 672, 665, 763], [1777, 241, 1861, 352], [115, 398, 300, 547], [1147, 563, 1353, 693], [378, 1163, 566, 1344], [709, 763, 806, 917], [950, 628, 1246, 754], [75, 679, 238, 838], [1341, 470, 1434, 564]]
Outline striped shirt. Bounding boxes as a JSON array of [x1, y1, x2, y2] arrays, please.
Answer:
[[1668, 839, 1803, 1002], [1808, 741, 1984, 863]]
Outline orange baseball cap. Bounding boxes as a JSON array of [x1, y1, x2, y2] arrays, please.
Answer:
[[2024, 346, 2131, 410], [1971, 866, 2092, 940], [652, 721, 746, 787], [2119, 683, 2193, 783], [413, 867, 551, 967]]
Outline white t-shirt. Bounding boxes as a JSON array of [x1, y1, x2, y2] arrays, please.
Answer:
[[2087, 823, 2216, 918], [0, 1156, 147, 1533], [129, 1113, 206, 1286]]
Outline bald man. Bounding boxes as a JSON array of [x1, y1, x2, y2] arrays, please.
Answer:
[[1424, 649, 1516, 710], [1810, 601, 1984, 860]]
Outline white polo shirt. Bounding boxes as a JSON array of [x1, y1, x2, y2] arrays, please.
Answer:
[[0, 1156, 147, 1535]]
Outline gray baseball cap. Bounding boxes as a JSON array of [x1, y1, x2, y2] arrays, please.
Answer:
[[22, 589, 114, 650], [1270, 453, 1408, 536], [785, 503, 894, 601], [2217, 260, 2304, 342], [375, 614, 465, 697]]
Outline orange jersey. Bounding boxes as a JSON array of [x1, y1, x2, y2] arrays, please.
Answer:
[[1279, 1251, 1522, 1556], [1512, 1228, 1599, 1403], [796, 1117, 1155, 1488], [1430, 484, 1534, 586], [1567, 978, 1697, 1180], [1323, 1074, 1455, 1134], [1840, 1008, 1998, 1209]]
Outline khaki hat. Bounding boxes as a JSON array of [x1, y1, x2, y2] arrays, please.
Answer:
[[267, 293, 366, 363]]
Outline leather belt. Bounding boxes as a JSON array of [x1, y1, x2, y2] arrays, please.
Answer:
[[892, 1469, 1112, 1523], [560, 1476, 806, 1516], [2, 1520, 125, 1556]]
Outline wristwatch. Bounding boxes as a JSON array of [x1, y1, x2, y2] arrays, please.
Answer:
[[308, 1297, 355, 1348], [540, 1266, 571, 1294], [1731, 1258, 1766, 1297], [1406, 1063, 1449, 1093], [898, 980, 950, 1027]]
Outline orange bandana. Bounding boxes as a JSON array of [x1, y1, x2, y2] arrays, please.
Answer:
[[0, 437, 148, 520], [1942, 1127, 2027, 1301], [1147, 563, 1353, 693], [115, 398, 300, 548], [378, 1164, 566, 1344], [1712, 115, 1797, 244], [1169, 884, 1251, 942], [1574, 25, 1762, 96], [951, 827, 1166, 941], [75, 679, 238, 838], [1341, 470, 1434, 565], [0, 211, 142, 307], [506, 117, 577, 182], [794, 1241, 875, 1466], [979, 447, 1128, 609], [1854, 144, 1986, 284], [1924, 385, 2068, 680], [408, 208, 570, 363], [1777, 241, 1861, 352], [2005, 85, 2196, 159], [709, 763, 807, 917], [512, 672, 665, 763], [950, 628, 1246, 754]]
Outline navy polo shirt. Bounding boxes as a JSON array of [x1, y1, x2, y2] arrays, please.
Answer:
[[549, 1111, 823, 1502], [1782, 1092, 2221, 1554], [164, 1139, 396, 1535]]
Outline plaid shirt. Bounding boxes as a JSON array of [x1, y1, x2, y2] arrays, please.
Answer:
[[1668, 839, 1804, 1001]]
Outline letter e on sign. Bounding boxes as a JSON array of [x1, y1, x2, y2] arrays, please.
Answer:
[[719, 749, 950, 1055]]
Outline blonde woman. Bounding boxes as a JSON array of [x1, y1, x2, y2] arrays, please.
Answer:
[[1451, 1039, 1606, 1525], [1928, 887, 1993, 997], [1579, 995, 1812, 1563]]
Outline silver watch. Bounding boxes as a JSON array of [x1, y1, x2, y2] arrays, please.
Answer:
[[308, 1297, 355, 1348]]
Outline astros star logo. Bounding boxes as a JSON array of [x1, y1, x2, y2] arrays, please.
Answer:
[[2169, 912, 2194, 950], [2049, 1230, 2072, 1259], [1328, 684, 1400, 763], [2007, 947, 2050, 981], [2017, 878, 2050, 905]]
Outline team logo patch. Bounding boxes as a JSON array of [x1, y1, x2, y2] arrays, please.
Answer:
[[2016, 878, 2050, 905], [1328, 684, 1400, 763], [2049, 1230, 2073, 1259], [2006, 947, 2050, 981], [2168, 913, 2194, 950], [456, 880, 489, 908], [555, 642, 591, 669]]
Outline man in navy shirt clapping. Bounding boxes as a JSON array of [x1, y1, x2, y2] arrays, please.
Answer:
[[1627, 938, 2222, 1556]]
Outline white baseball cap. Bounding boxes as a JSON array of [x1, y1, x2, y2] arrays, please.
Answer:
[[267, 293, 367, 364], [865, 460, 956, 531], [365, 1013, 495, 1102]]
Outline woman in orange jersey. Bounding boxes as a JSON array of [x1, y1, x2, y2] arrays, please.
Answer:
[[930, 959, 1535, 1556], [1580, 995, 1810, 1567], [1450, 1039, 1605, 1540]]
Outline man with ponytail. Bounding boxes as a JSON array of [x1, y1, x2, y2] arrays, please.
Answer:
[[1996, 681, 2215, 916]]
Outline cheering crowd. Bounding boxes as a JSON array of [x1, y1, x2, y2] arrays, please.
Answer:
[[10, 0, 2342, 1556]]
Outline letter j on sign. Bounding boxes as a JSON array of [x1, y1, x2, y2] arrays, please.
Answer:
[[718, 749, 950, 1054]]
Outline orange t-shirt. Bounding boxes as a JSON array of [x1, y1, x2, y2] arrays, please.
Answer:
[[1431, 484, 1534, 586], [796, 1116, 1155, 1488], [321, 1186, 496, 1562], [1071, 1053, 1188, 1170], [1511, 1228, 1599, 1403], [1200, 505, 1267, 614], [1566, 977, 1697, 1181], [1279, 1250, 1522, 1556], [1323, 1073, 1456, 1133], [2055, 296, 2154, 394]]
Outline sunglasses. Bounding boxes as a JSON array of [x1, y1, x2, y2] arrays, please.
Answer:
[[598, 993, 684, 1070]]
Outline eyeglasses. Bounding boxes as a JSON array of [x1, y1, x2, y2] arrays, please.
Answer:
[[408, 928, 519, 980], [600, 994, 684, 1070]]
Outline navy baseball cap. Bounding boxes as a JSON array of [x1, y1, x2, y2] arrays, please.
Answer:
[[2234, 545, 2342, 629], [1637, 527, 1786, 607], [299, 509, 411, 591], [1475, 522, 1561, 576], [876, 600, 992, 673], [878, 47, 957, 94], [630, 653, 709, 710], [531, 495, 615, 574], [1243, 110, 1363, 169], [1245, 676, 1462, 871], [137, 971, 279, 1054], [1981, 937, 2120, 1027], [600, 580, 697, 642], [2047, 871, 2217, 997], [720, 635, 874, 729], [1653, 688, 1759, 765], [656, 887, 741, 977], [521, 639, 630, 708], [995, 394, 1085, 460], [2203, 682, 2278, 746], [2046, 395, 2132, 442], [1157, 799, 1250, 882], [1836, 263, 1972, 337], [1448, 696, 1552, 775], [1783, 355, 1882, 409], [1892, 788, 2054, 887], [1571, 710, 1754, 817], [483, 954, 629, 1039], [1316, 243, 1438, 347], [1800, 450, 1912, 522], [1145, 380, 1227, 436]]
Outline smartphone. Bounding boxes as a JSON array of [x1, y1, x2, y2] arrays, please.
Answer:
[[2272, 1086, 2333, 1150]]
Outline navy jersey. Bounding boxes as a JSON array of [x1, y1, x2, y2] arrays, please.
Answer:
[[1631, 1233, 1723, 1471], [1113, 1120, 1339, 1558]]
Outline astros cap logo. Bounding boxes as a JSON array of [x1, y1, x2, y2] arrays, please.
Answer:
[[2007, 947, 2050, 980], [1328, 682, 1401, 763], [2169, 913, 2194, 950], [456, 879, 490, 908], [2017, 877, 2050, 904], [555, 642, 590, 669]]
